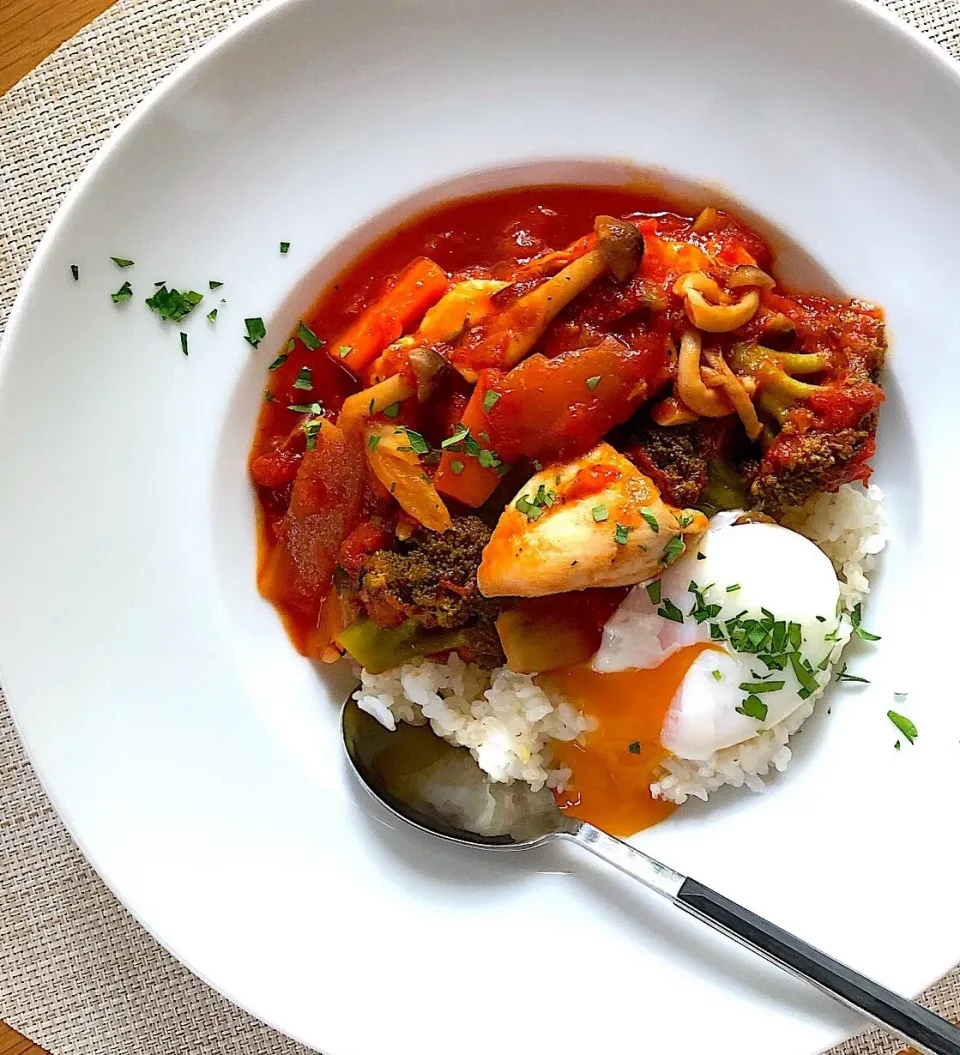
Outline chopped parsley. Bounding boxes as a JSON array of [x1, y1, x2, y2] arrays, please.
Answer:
[[441, 424, 470, 449], [263, 391, 277, 403], [280, 241, 290, 254], [887, 710, 917, 744], [70, 264, 79, 281], [209, 280, 223, 290], [338, 344, 352, 359], [657, 598, 685, 624], [303, 418, 322, 451], [478, 448, 501, 468], [585, 375, 601, 391], [726, 584, 741, 593], [836, 663, 869, 685], [179, 332, 189, 357], [244, 317, 267, 347], [268, 353, 288, 370], [592, 504, 609, 523], [645, 580, 662, 605], [639, 507, 659, 533], [627, 741, 642, 755], [207, 308, 218, 323], [515, 495, 544, 521], [483, 389, 501, 413], [286, 338, 296, 353], [450, 459, 464, 475], [711, 669, 724, 682], [287, 401, 323, 415], [614, 523, 631, 545], [738, 680, 785, 694], [401, 428, 429, 454], [736, 696, 768, 721], [788, 651, 819, 698], [293, 366, 313, 391], [110, 256, 134, 269], [850, 602, 880, 641], [383, 402, 401, 419], [661, 535, 684, 566], [297, 320, 323, 350], [111, 281, 133, 304], [677, 512, 694, 529], [146, 285, 203, 322], [368, 434, 381, 453]]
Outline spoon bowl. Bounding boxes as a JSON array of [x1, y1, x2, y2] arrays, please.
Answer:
[[342, 695, 960, 1055]]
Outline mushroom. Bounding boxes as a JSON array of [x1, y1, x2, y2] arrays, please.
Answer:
[[450, 215, 644, 381], [673, 270, 761, 333], [477, 443, 706, 598], [676, 329, 734, 418]]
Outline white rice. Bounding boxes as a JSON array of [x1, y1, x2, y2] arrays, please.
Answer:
[[354, 652, 590, 792], [354, 482, 886, 811]]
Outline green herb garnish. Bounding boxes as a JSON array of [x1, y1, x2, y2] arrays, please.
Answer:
[[243, 317, 266, 347], [383, 402, 401, 418], [614, 523, 631, 545], [483, 390, 501, 413], [645, 580, 662, 605], [111, 281, 133, 304], [887, 710, 917, 744], [268, 353, 288, 370], [70, 265, 79, 281], [627, 741, 641, 755], [280, 241, 290, 254], [263, 391, 277, 403], [836, 663, 869, 685], [661, 535, 684, 565], [657, 598, 685, 624], [293, 366, 313, 391], [851, 602, 881, 641], [179, 332, 189, 356], [450, 460, 464, 475], [338, 344, 352, 359], [111, 257, 134, 268], [592, 504, 608, 523], [402, 428, 429, 455], [207, 308, 218, 323], [640, 508, 659, 533], [585, 375, 601, 391], [726, 584, 741, 593], [515, 496, 544, 522], [711, 669, 724, 682], [209, 280, 223, 290], [738, 680, 785, 694], [368, 434, 381, 453], [297, 320, 323, 350], [145, 285, 203, 321], [736, 696, 768, 721]]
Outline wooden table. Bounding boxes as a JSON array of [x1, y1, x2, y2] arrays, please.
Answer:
[[1, 0, 114, 1042]]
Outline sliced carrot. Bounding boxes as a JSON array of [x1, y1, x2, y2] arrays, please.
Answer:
[[328, 257, 449, 376], [434, 371, 504, 508]]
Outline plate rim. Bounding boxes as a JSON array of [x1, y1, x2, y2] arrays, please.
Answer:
[[1, 0, 959, 1050]]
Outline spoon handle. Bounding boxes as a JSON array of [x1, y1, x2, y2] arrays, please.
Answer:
[[566, 821, 960, 1055]]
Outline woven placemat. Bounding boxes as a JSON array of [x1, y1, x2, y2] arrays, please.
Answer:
[[1, 1, 959, 1052]]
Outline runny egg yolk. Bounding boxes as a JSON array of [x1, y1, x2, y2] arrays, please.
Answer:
[[540, 642, 719, 836]]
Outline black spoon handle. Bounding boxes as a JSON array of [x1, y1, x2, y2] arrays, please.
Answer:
[[566, 821, 960, 1055]]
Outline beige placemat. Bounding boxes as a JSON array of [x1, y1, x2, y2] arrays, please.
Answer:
[[1, 0, 959, 1052]]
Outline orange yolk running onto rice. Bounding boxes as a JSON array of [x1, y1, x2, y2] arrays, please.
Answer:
[[540, 642, 719, 836]]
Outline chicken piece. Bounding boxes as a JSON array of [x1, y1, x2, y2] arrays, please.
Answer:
[[477, 443, 706, 597], [416, 279, 509, 341]]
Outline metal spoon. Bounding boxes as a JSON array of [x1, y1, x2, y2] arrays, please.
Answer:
[[342, 697, 960, 1055]]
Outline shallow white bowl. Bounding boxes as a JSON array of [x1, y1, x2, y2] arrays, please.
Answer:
[[1, 0, 959, 1053]]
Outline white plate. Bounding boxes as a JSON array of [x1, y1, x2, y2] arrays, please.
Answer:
[[1, 0, 959, 1052]]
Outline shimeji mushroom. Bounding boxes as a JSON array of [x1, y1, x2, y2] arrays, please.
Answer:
[[449, 215, 645, 381]]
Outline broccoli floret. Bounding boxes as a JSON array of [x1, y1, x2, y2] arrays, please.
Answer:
[[359, 516, 500, 631], [752, 420, 875, 514]]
